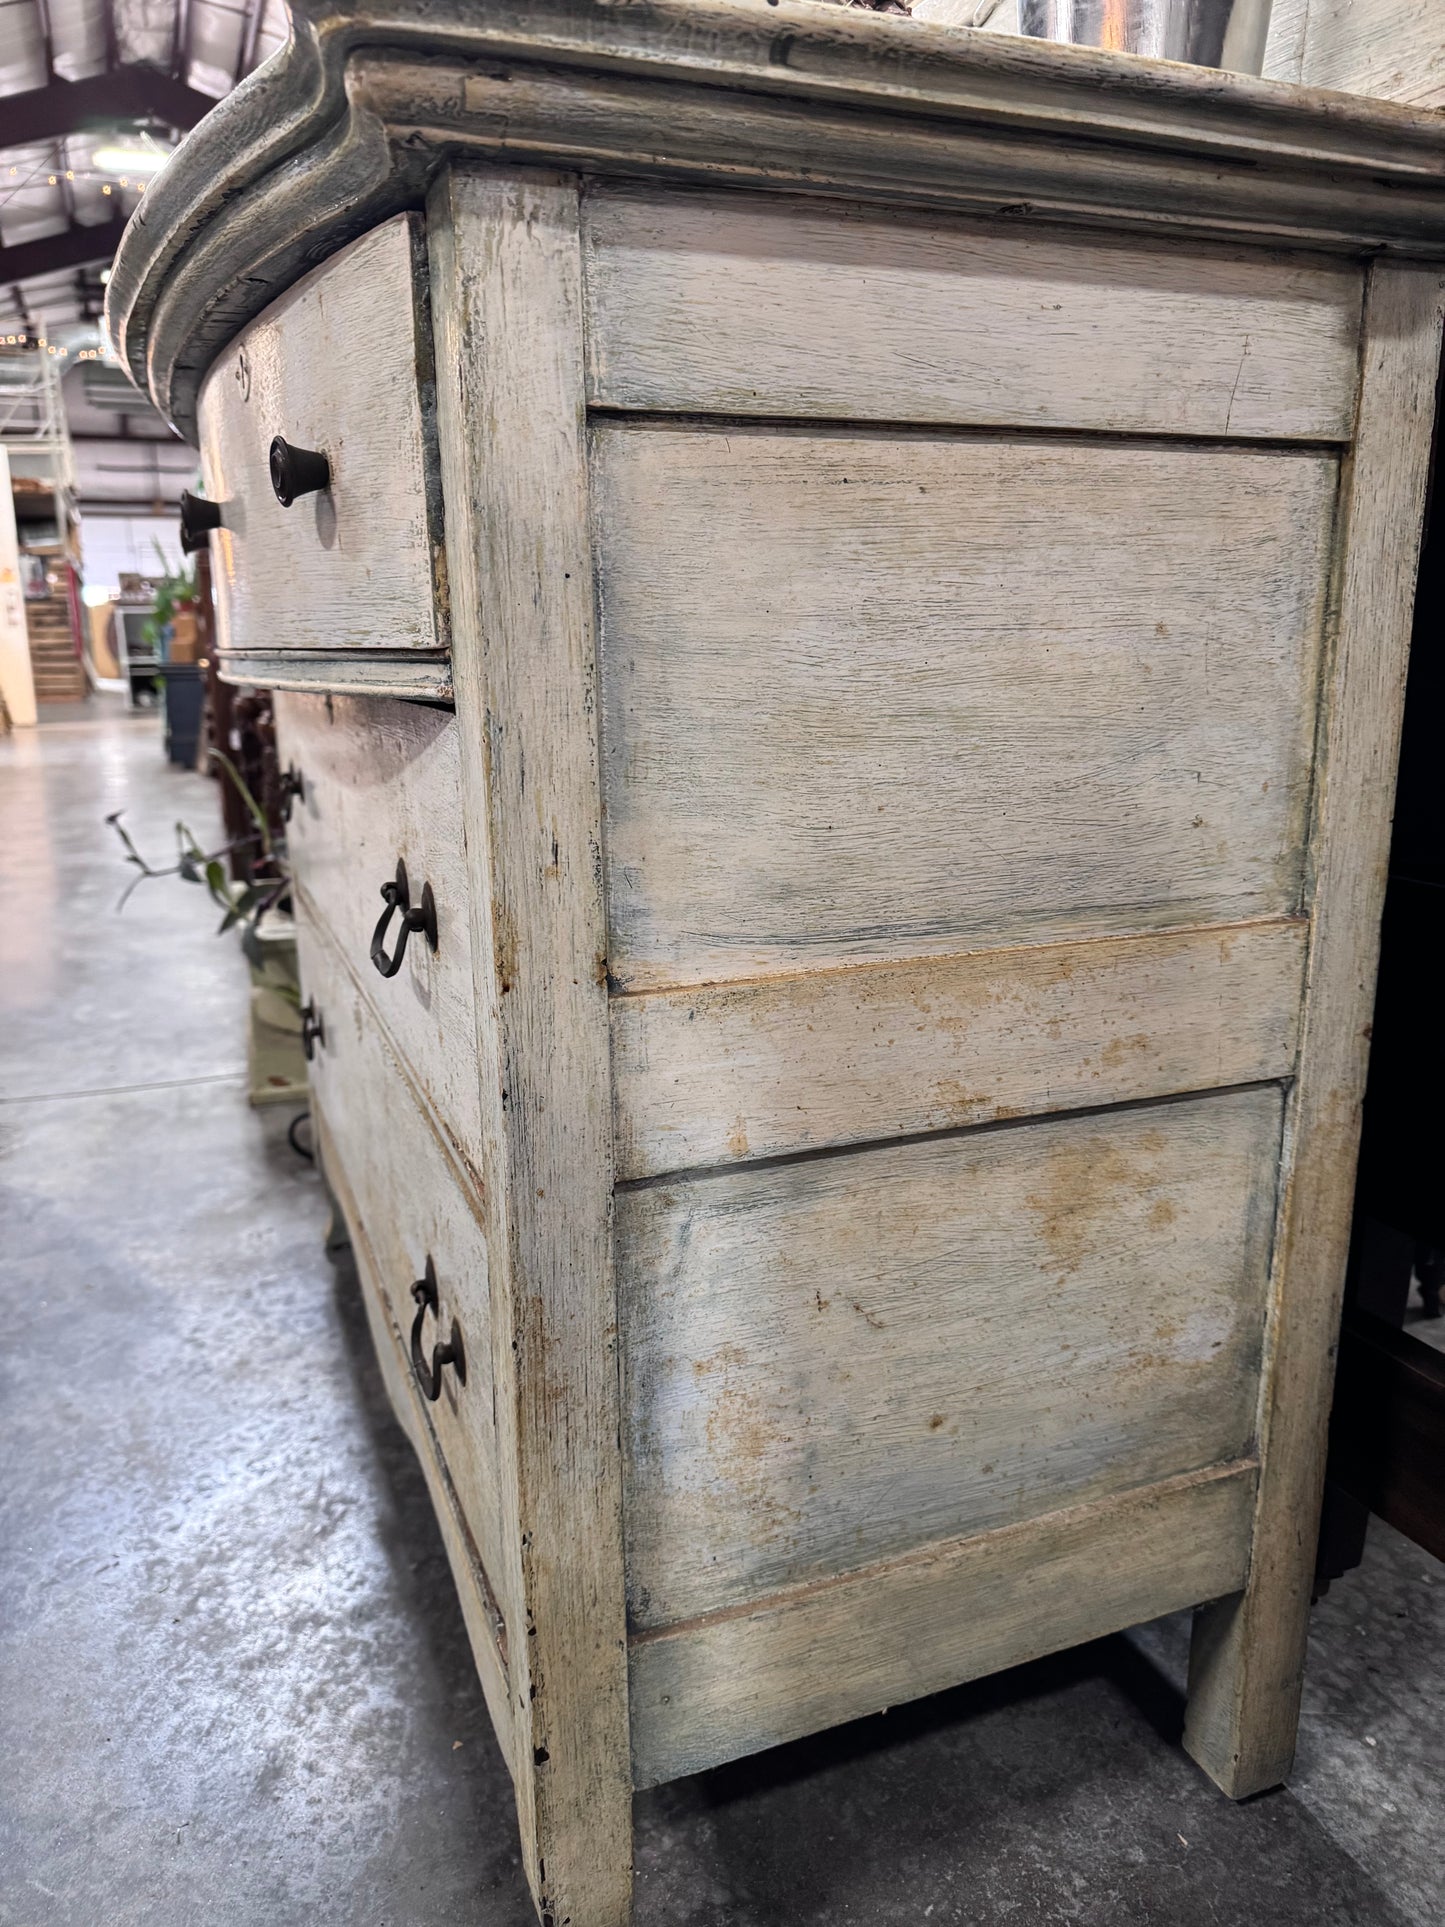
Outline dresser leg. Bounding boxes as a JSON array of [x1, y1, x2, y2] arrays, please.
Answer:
[[518, 1771, 634, 1927], [322, 1199, 352, 1258], [315, 1135, 352, 1258], [1182, 1586, 1303, 1798]]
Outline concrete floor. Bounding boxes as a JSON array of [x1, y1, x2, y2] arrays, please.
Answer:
[[2, 701, 1441, 1927]]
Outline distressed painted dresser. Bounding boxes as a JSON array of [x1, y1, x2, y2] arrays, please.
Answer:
[[108, 5, 1445, 1921]]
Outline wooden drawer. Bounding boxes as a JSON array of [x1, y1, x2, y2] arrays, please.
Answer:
[[298, 907, 505, 1613], [198, 215, 449, 699], [276, 691, 483, 1184]]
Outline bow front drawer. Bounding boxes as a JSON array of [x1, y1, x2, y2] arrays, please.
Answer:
[[277, 690, 482, 1184], [297, 905, 506, 1642], [197, 214, 449, 699]]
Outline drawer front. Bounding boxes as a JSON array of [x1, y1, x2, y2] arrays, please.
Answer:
[[298, 907, 504, 1599], [277, 691, 483, 1184], [198, 215, 449, 698], [620, 1085, 1278, 1630]]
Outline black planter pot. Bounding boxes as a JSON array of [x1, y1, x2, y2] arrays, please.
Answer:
[[163, 663, 204, 768]]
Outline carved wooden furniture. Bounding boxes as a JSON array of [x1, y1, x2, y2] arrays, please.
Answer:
[[107, 6, 1445, 1922]]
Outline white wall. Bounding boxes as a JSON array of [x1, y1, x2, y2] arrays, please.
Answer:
[[79, 513, 186, 593]]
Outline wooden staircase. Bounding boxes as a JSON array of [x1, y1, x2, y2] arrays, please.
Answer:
[[26, 592, 87, 705]]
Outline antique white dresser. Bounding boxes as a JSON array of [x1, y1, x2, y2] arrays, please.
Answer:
[[108, 5, 1445, 1921]]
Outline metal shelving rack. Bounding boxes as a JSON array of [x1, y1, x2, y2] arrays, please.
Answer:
[[0, 342, 86, 704]]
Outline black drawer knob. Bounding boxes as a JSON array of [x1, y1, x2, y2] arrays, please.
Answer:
[[370, 858, 437, 980], [178, 489, 222, 554], [279, 764, 305, 822], [410, 1257, 466, 1402], [300, 998, 324, 1062], [269, 437, 330, 507]]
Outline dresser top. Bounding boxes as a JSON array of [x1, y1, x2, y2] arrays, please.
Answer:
[[107, 0, 1445, 441]]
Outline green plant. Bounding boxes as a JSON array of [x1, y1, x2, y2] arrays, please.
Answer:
[[107, 749, 292, 976], [140, 540, 198, 649]]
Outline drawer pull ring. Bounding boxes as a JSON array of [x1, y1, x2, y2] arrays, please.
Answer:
[[300, 998, 324, 1062], [410, 1257, 466, 1402], [370, 858, 438, 979], [279, 765, 305, 822], [178, 490, 222, 554], [269, 437, 331, 507]]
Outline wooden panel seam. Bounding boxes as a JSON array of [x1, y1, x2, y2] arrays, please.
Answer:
[[585, 408, 1355, 452]]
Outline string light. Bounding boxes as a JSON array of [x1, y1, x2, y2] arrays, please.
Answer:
[[92, 145, 169, 175]]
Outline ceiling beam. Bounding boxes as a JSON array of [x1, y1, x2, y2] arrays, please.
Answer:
[[5, 284, 38, 333], [0, 210, 125, 285], [0, 68, 218, 147], [34, 0, 57, 82]]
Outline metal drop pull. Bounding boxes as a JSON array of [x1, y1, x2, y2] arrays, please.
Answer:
[[300, 998, 324, 1062], [178, 490, 222, 554], [269, 437, 330, 507], [410, 1257, 466, 1402], [369, 858, 437, 979], [279, 765, 305, 822]]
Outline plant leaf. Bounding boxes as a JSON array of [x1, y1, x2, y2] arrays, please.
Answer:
[[207, 749, 273, 860]]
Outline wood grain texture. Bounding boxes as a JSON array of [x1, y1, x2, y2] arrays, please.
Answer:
[[296, 910, 506, 1630], [1266, 0, 1445, 108], [428, 165, 633, 1926], [313, 1099, 515, 1779], [1185, 262, 1445, 1799], [593, 422, 1336, 989], [619, 1087, 1281, 1629], [912, 0, 1021, 35], [277, 692, 484, 1185], [583, 186, 1363, 441], [1261, 0, 1308, 84], [198, 214, 447, 677], [629, 1458, 1256, 1786], [611, 916, 1307, 1179]]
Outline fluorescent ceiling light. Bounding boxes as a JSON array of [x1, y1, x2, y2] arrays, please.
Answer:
[[92, 146, 170, 176]]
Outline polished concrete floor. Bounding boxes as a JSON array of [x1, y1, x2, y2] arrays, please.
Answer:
[[2, 702, 1441, 1927]]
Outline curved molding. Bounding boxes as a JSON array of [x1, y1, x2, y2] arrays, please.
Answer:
[[106, 0, 1445, 443]]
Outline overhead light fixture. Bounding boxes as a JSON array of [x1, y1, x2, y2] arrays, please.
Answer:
[[92, 145, 170, 176]]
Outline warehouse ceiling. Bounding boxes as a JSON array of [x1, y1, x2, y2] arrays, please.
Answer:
[[0, 0, 288, 501]]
